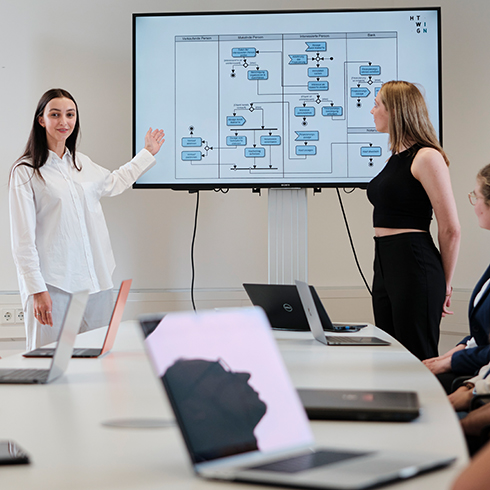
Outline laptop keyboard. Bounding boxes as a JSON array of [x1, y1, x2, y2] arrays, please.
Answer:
[[249, 449, 367, 473], [326, 336, 388, 345], [0, 368, 49, 382], [73, 348, 101, 357], [326, 336, 366, 344]]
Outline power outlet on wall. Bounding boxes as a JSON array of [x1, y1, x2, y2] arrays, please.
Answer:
[[1, 307, 24, 325], [1, 309, 15, 324], [15, 309, 24, 323]]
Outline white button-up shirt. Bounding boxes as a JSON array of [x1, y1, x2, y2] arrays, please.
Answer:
[[9, 148, 156, 306]]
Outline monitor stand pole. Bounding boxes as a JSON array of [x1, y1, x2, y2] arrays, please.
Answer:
[[268, 188, 308, 284]]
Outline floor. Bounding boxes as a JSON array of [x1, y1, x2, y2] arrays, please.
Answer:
[[0, 338, 26, 359]]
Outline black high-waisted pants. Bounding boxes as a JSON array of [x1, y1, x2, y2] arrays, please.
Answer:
[[372, 232, 446, 361]]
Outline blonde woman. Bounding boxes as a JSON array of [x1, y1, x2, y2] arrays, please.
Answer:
[[367, 81, 460, 361]]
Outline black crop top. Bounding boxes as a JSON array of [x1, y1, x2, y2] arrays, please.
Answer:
[[367, 145, 433, 231]]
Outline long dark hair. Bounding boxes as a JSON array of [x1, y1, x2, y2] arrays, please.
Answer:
[[12, 88, 81, 182]]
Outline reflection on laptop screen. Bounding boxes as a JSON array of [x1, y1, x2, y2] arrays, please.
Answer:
[[143, 307, 313, 463]]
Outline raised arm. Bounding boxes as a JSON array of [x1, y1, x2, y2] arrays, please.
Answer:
[[144, 127, 165, 156]]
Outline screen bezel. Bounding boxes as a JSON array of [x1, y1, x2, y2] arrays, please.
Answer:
[[132, 7, 442, 191]]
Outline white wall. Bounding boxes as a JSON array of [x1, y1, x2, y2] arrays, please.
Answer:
[[1, 0, 490, 342]]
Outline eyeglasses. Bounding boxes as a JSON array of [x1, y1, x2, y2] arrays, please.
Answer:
[[469, 190, 482, 206]]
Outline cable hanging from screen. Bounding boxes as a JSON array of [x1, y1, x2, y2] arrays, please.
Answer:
[[336, 188, 372, 296], [190, 190, 200, 311]]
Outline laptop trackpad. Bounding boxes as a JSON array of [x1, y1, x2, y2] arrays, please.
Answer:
[[249, 449, 369, 473]]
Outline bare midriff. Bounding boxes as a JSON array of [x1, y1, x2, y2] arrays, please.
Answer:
[[374, 227, 428, 237]]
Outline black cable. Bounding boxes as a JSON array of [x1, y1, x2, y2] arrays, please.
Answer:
[[335, 188, 372, 296], [190, 190, 200, 311]]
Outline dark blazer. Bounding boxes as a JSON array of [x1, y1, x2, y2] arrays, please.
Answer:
[[452, 264, 490, 375]]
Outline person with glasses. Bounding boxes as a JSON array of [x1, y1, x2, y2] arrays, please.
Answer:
[[424, 164, 490, 392], [367, 81, 460, 361]]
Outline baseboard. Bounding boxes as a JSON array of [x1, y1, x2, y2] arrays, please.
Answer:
[[0, 287, 473, 345]]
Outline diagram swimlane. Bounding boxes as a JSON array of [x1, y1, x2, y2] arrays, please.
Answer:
[[175, 31, 397, 183]]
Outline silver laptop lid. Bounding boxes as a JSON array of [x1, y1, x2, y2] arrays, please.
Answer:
[[47, 290, 89, 382], [140, 307, 313, 465], [295, 280, 328, 345]]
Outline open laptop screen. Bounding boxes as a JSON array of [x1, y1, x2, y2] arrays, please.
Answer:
[[141, 307, 313, 464]]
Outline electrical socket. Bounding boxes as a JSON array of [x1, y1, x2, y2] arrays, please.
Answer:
[[1, 309, 15, 324], [15, 309, 24, 323]]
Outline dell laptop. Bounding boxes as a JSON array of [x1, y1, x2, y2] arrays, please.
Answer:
[[139, 307, 454, 490], [0, 290, 89, 384], [23, 279, 132, 359], [243, 283, 366, 332], [295, 280, 390, 346]]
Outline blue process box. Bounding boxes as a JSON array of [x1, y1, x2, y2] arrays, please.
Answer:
[[308, 67, 329, 77], [308, 81, 329, 91], [296, 146, 317, 156], [245, 148, 266, 158], [227, 116, 246, 126], [351, 87, 371, 97], [360, 146, 382, 157], [294, 107, 315, 117], [295, 131, 319, 141], [322, 106, 343, 116], [248, 70, 268, 80], [305, 42, 327, 52], [260, 135, 281, 145], [226, 136, 247, 146], [360, 65, 381, 76], [181, 137, 202, 147], [232, 48, 256, 58], [182, 151, 202, 161], [289, 54, 308, 65], [375, 87, 381, 96]]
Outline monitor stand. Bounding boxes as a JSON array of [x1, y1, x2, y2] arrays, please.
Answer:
[[268, 188, 308, 284]]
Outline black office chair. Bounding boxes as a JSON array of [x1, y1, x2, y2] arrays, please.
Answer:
[[470, 393, 490, 411], [451, 375, 473, 393], [450, 375, 490, 410]]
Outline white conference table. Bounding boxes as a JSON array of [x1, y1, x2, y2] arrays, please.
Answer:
[[0, 321, 468, 489]]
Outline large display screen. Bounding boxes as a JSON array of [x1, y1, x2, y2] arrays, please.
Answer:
[[133, 8, 441, 190]]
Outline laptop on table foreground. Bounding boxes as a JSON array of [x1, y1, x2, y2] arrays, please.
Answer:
[[139, 307, 454, 490], [23, 279, 131, 359], [0, 290, 89, 384]]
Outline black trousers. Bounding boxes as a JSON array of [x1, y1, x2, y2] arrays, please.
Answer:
[[372, 232, 446, 361]]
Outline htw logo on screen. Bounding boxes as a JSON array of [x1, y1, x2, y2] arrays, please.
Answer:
[[410, 15, 429, 34]]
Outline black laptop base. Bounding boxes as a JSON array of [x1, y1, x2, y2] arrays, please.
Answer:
[[298, 388, 420, 422], [23, 347, 103, 358]]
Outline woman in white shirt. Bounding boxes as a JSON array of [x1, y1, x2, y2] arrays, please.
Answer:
[[9, 88, 164, 350]]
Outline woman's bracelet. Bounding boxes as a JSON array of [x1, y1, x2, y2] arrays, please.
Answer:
[[446, 287, 453, 297]]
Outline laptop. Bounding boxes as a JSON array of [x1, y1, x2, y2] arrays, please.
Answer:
[[295, 280, 391, 346], [139, 307, 454, 490], [23, 279, 132, 359], [0, 290, 89, 384], [297, 388, 420, 422], [243, 283, 366, 332]]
